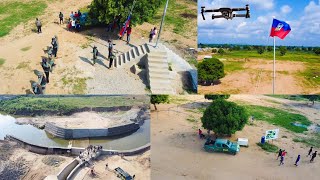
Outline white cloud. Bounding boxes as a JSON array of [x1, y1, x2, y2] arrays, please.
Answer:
[[281, 5, 292, 14]]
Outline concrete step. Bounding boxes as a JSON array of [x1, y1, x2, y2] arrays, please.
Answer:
[[140, 45, 147, 54], [134, 46, 142, 57], [151, 89, 174, 95], [148, 67, 170, 74], [148, 63, 169, 70], [148, 51, 167, 56], [149, 73, 171, 80], [129, 49, 135, 59], [143, 43, 150, 53]]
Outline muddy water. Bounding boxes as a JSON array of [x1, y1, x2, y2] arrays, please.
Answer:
[[0, 114, 150, 150]]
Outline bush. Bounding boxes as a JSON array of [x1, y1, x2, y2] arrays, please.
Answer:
[[218, 48, 225, 55], [279, 46, 287, 56], [267, 46, 273, 52], [88, 0, 163, 25], [198, 58, 225, 84], [204, 95, 230, 100], [314, 47, 320, 55], [201, 99, 248, 136], [257, 47, 265, 54], [257, 142, 279, 153], [211, 49, 217, 53]]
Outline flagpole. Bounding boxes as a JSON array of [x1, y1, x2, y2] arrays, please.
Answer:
[[273, 37, 276, 94], [155, 0, 169, 48]]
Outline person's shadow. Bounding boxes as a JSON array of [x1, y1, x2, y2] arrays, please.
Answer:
[[79, 56, 93, 66]]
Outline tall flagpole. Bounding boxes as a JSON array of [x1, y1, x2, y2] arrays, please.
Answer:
[[273, 37, 276, 94], [155, 0, 169, 48]]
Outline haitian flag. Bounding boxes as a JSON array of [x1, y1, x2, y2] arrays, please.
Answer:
[[119, 15, 131, 37], [270, 19, 291, 39]]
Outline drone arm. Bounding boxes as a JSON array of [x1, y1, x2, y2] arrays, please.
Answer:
[[233, 14, 250, 18], [212, 15, 224, 19], [232, 8, 246, 11]]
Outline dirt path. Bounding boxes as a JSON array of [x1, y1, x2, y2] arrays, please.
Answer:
[[198, 58, 318, 94], [151, 96, 320, 180]]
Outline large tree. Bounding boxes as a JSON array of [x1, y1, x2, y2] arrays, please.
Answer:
[[198, 58, 225, 85], [150, 95, 169, 110], [302, 95, 320, 105], [201, 100, 248, 136], [88, 0, 163, 25]]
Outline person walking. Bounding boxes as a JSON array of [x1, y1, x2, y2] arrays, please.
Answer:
[[307, 147, 313, 157], [279, 155, 284, 166], [35, 18, 42, 33], [126, 25, 132, 44], [152, 27, 157, 42], [51, 36, 58, 58], [59, 12, 64, 24], [277, 149, 283, 160], [41, 58, 50, 83], [294, 155, 301, 166], [149, 29, 153, 43], [310, 151, 317, 163], [108, 49, 114, 69], [281, 150, 287, 157], [92, 46, 98, 65]]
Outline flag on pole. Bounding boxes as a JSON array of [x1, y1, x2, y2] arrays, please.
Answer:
[[119, 15, 131, 37], [270, 19, 291, 39]]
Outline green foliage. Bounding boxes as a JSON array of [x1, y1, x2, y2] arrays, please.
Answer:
[[257, 142, 279, 153], [218, 48, 225, 55], [301, 95, 320, 105], [257, 47, 265, 54], [0, 1, 47, 37], [204, 95, 230, 100], [293, 134, 320, 148], [198, 58, 225, 83], [212, 49, 217, 53], [267, 46, 273, 52], [201, 100, 248, 135], [150, 95, 169, 110], [279, 46, 287, 56], [314, 47, 320, 55], [0, 58, 5, 67], [244, 105, 311, 133], [88, 0, 164, 25]]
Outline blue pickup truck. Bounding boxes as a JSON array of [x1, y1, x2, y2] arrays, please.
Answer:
[[204, 138, 240, 155]]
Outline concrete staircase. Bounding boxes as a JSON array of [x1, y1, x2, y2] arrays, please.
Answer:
[[114, 43, 150, 68], [146, 51, 174, 94], [45, 122, 66, 138]]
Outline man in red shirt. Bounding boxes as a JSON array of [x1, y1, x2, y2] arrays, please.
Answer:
[[126, 25, 132, 44], [282, 150, 287, 157]]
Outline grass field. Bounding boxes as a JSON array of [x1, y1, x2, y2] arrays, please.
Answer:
[[0, 0, 47, 37], [244, 105, 311, 133], [214, 50, 320, 63], [223, 60, 245, 73], [0, 96, 149, 114], [151, 0, 197, 36], [257, 142, 279, 153], [293, 134, 320, 148]]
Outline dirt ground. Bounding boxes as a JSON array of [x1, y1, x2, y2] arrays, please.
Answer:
[[79, 151, 150, 180], [0, 141, 73, 180], [151, 95, 320, 180], [16, 109, 142, 129], [198, 57, 320, 94], [0, 0, 196, 95]]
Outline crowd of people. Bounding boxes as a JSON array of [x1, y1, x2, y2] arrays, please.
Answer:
[[277, 147, 318, 166]]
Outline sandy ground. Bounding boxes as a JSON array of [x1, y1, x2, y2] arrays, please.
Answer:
[[0, 0, 196, 95], [198, 57, 320, 94], [0, 141, 73, 180], [76, 151, 150, 180], [16, 109, 142, 129], [151, 95, 320, 180]]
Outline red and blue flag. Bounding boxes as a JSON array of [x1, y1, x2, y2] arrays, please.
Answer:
[[119, 15, 131, 37], [270, 19, 291, 39]]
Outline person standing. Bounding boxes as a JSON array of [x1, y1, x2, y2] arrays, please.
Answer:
[[279, 155, 284, 166], [281, 150, 287, 157], [41, 58, 50, 83], [152, 27, 157, 42], [294, 155, 301, 166], [277, 149, 283, 160], [51, 36, 58, 58], [310, 151, 317, 163], [108, 49, 114, 69], [35, 18, 42, 33], [126, 25, 132, 44], [59, 12, 64, 24], [92, 46, 98, 65], [149, 29, 153, 43], [307, 147, 313, 157]]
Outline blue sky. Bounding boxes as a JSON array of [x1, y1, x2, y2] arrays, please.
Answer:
[[198, 0, 320, 46]]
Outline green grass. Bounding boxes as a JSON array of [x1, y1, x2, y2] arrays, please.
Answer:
[[299, 63, 320, 87], [0, 1, 47, 37], [214, 50, 320, 63], [267, 95, 319, 102], [0, 96, 149, 115], [16, 61, 31, 69], [0, 58, 5, 67], [151, 0, 196, 36], [244, 105, 311, 133], [293, 134, 320, 148], [20, 46, 32, 51], [61, 76, 89, 94], [224, 60, 245, 73], [257, 142, 279, 153]]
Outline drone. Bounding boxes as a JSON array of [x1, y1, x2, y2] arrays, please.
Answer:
[[201, 4, 250, 20]]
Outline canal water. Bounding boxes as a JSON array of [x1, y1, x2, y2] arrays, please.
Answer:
[[0, 114, 150, 150]]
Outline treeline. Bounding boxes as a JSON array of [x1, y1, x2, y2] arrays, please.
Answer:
[[202, 44, 320, 56], [88, 0, 165, 25]]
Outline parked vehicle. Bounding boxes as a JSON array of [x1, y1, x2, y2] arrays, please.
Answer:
[[204, 138, 240, 155]]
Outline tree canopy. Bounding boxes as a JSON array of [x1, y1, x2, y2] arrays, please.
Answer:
[[198, 58, 225, 84], [88, 0, 164, 25], [150, 95, 169, 110], [201, 100, 248, 136], [204, 95, 230, 100]]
